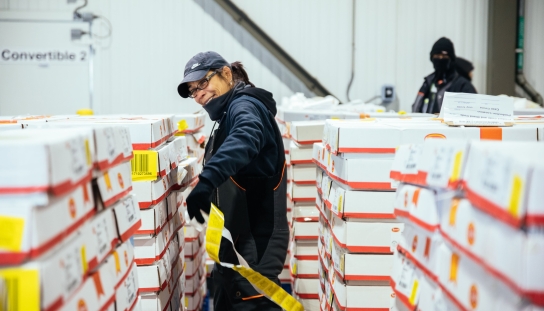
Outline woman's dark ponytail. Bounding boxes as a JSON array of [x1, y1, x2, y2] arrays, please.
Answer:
[[230, 61, 255, 87]]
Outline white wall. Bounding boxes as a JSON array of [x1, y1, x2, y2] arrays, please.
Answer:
[[233, 0, 489, 111], [0, 0, 295, 118], [524, 0, 544, 100]]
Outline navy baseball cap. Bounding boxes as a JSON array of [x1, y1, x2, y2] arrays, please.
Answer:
[[177, 51, 230, 98]]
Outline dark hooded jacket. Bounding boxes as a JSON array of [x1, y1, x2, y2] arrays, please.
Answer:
[[199, 82, 282, 188]]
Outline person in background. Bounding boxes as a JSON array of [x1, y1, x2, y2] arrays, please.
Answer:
[[455, 57, 475, 82], [412, 37, 477, 114], [177, 51, 288, 311]]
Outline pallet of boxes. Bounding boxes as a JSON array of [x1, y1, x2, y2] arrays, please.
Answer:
[[173, 112, 209, 311], [389, 134, 544, 309], [0, 121, 142, 311]]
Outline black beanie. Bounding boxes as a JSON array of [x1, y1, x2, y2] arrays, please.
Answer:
[[430, 37, 456, 62]]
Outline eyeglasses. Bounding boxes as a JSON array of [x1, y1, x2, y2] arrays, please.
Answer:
[[188, 71, 218, 98]]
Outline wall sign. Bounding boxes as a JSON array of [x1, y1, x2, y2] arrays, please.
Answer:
[[0, 47, 89, 64]]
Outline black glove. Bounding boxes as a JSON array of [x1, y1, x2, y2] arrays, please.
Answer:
[[186, 176, 214, 224]]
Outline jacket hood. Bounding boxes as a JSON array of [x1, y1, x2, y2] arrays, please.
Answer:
[[203, 82, 277, 121], [235, 87, 277, 116]]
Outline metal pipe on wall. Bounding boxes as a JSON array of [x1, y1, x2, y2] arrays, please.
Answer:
[[515, 0, 543, 106]]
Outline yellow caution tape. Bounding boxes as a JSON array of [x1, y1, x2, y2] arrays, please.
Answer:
[[0, 267, 40, 311], [205, 204, 304, 311], [131, 150, 159, 181]]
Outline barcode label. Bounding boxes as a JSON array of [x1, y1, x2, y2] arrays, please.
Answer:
[[131, 151, 158, 181]]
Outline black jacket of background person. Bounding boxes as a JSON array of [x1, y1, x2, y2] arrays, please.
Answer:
[[412, 70, 477, 114]]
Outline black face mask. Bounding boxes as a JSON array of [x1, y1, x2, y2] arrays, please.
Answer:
[[432, 58, 451, 77]]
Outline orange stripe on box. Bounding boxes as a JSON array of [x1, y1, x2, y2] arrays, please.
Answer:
[[479, 127, 502, 140]]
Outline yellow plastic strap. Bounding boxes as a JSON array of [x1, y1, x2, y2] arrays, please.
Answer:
[[205, 204, 304, 311], [131, 150, 159, 181], [0, 267, 40, 311]]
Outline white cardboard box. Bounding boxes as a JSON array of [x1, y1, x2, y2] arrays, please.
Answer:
[[167, 136, 189, 168], [111, 194, 142, 242], [290, 120, 325, 145], [133, 213, 181, 265], [332, 279, 394, 311], [88, 207, 119, 268], [293, 278, 319, 299], [173, 111, 206, 134], [0, 181, 95, 265], [137, 198, 168, 236], [95, 161, 133, 208], [292, 221, 319, 241], [463, 141, 544, 227], [327, 152, 395, 191], [331, 213, 403, 254], [287, 181, 318, 202], [326, 180, 396, 220], [290, 258, 318, 279], [290, 164, 317, 184], [132, 173, 171, 209], [0, 129, 93, 199], [114, 262, 140, 311], [289, 140, 315, 164]]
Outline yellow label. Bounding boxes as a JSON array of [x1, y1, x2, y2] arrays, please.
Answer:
[[184, 296, 189, 308], [131, 150, 159, 181], [449, 198, 460, 226], [409, 278, 419, 305], [104, 172, 112, 191], [398, 110, 407, 115], [336, 194, 343, 213], [175, 120, 188, 136], [508, 174, 523, 218], [84, 139, 92, 166], [0, 216, 25, 252], [450, 151, 463, 182], [81, 246, 88, 274], [0, 267, 40, 311], [206, 204, 303, 311], [112, 251, 121, 275], [291, 261, 297, 275], [449, 253, 459, 282]]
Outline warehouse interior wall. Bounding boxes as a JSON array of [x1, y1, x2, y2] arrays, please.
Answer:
[[1, 0, 543, 116], [0, 0, 296, 118], [523, 0, 544, 101], [232, 0, 490, 112]]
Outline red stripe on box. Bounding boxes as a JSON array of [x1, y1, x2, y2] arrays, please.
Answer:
[[328, 174, 393, 191], [464, 185, 521, 228], [337, 147, 396, 154], [291, 139, 322, 145], [401, 173, 419, 184], [139, 286, 161, 292], [135, 229, 156, 235], [343, 212, 396, 219], [526, 215, 544, 227], [417, 170, 428, 186], [0, 185, 48, 194], [290, 159, 314, 164], [436, 281, 468, 311], [103, 186, 133, 208], [396, 245, 438, 282], [408, 215, 439, 233], [295, 235, 319, 241], [96, 153, 134, 171], [120, 219, 142, 242], [331, 230, 392, 254], [99, 294, 116, 311], [293, 217, 319, 222], [138, 188, 170, 209], [391, 285, 415, 311], [295, 293, 319, 299], [51, 171, 93, 197], [116, 259, 136, 289], [393, 208, 409, 218], [293, 180, 317, 185], [135, 258, 156, 265], [127, 294, 140, 311], [342, 274, 390, 282], [438, 229, 543, 303], [294, 255, 319, 260], [182, 124, 204, 134], [389, 170, 401, 180], [30, 207, 96, 260]]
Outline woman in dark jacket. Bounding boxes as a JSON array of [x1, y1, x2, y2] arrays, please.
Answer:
[[177, 51, 288, 311]]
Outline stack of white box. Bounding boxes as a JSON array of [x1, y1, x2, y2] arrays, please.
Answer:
[[390, 138, 544, 311], [0, 124, 142, 311], [313, 119, 402, 311]]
